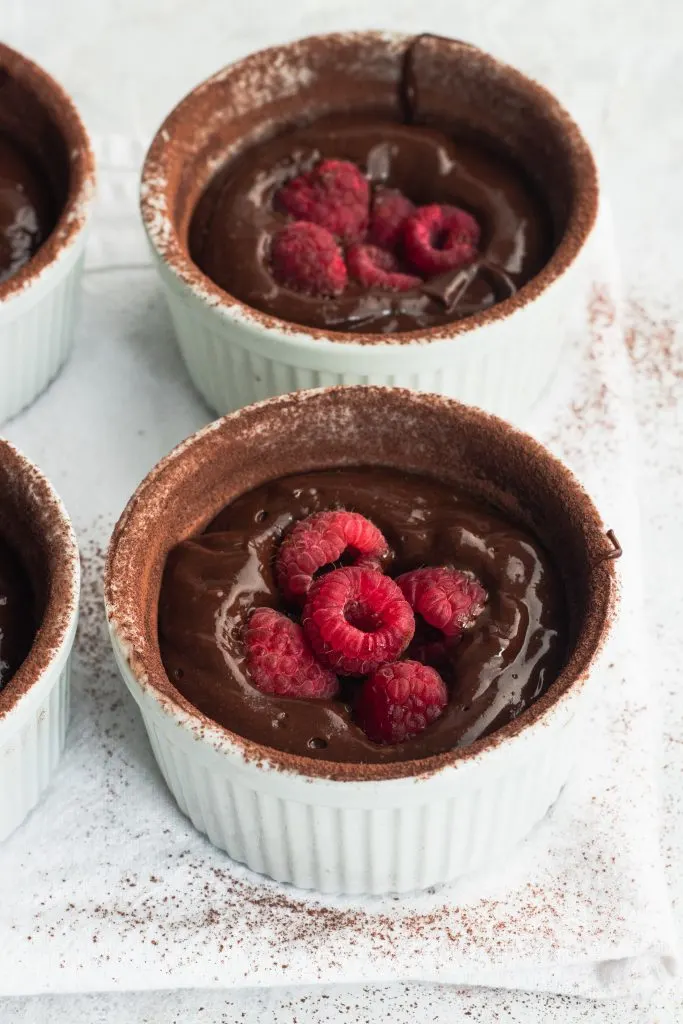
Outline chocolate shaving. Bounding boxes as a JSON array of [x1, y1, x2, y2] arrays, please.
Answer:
[[600, 529, 623, 562], [399, 33, 476, 125], [421, 261, 481, 308]]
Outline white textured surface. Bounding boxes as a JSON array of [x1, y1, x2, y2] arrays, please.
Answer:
[[0, 0, 682, 1020]]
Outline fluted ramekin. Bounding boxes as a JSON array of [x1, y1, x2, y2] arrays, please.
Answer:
[[0, 43, 96, 424], [105, 387, 617, 895], [0, 440, 80, 841], [141, 32, 598, 425]]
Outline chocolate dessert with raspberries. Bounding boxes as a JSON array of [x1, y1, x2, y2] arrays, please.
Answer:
[[189, 35, 553, 334], [158, 467, 566, 763]]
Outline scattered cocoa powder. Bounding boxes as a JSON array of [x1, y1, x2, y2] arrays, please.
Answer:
[[75, 521, 109, 678], [545, 284, 620, 467], [624, 299, 682, 411]]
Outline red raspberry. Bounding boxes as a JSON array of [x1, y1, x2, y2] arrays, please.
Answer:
[[396, 567, 486, 639], [276, 510, 389, 602], [244, 607, 339, 699], [347, 243, 422, 292], [271, 222, 347, 297], [368, 188, 415, 250], [303, 566, 415, 676], [277, 159, 370, 244], [403, 204, 480, 277], [356, 660, 448, 744]]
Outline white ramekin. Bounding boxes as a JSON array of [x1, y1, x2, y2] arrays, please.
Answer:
[[141, 32, 598, 425], [0, 43, 96, 424], [0, 440, 80, 841], [105, 387, 618, 895]]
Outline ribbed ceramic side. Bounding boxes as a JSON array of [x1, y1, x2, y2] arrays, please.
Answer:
[[0, 657, 71, 842], [155, 224, 594, 424], [0, 246, 86, 424], [133, 691, 580, 896]]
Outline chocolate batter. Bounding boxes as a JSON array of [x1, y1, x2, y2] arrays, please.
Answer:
[[0, 533, 35, 690], [0, 132, 53, 283], [158, 468, 567, 762]]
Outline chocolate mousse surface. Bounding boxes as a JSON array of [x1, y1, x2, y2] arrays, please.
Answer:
[[190, 114, 552, 333], [0, 132, 55, 283], [158, 466, 567, 763], [0, 532, 36, 690]]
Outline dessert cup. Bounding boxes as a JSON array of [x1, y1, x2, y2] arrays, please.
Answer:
[[0, 43, 95, 423], [105, 387, 617, 895], [141, 32, 598, 424], [0, 440, 80, 841]]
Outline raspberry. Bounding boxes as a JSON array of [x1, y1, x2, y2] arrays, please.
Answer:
[[356, 661, 448, 744], [271, 222, 347, 297], [347, 243, 422, 292], [396, 567, 486, 639], [276, 510, 389, 602], [368, 188, 415, 250], [277, 159, 370, 244], [303, 566, 414, 676], [244, 607, 339, 699], [403, 204, 480, 277]]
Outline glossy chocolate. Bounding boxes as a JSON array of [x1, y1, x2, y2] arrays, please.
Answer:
[[188, 33, 556, 334], [0, 132, 53, 283], [0, 533, 35, 690], [190, 115, 552, 333], [158, 467, 567, 763]]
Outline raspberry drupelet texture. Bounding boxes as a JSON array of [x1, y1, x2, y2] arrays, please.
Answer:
[[403, 203, 480, 277], [277, 159, 370, 244], [368, 188, 416, 250], [303, 566, 415, 676], [347, 243, 422, 292], [270, 222, 347, 297], [397, 567, 487, 639], [245, 607, 339, 699], [356, 660, 448, 744], [276, 510, 389, 602]]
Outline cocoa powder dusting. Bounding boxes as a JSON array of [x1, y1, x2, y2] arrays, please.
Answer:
[[73, 517, 148, 800], [625, 299, 682, 411], [547, 286, 682, 472], [76, 525, 108, 678], [23, 851, 623, 981], [546, 284, 620, 467]]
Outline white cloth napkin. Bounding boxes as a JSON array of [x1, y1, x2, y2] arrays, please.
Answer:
[[0, 143, 677, 1001]]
